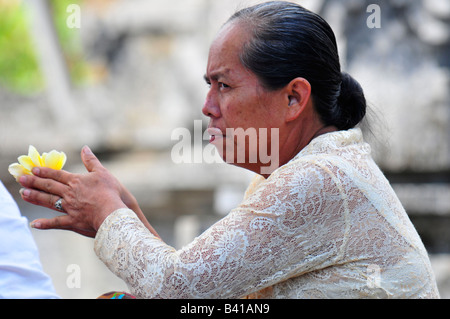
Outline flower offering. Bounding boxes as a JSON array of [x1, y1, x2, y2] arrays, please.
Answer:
[[8, 145, 67, 181]]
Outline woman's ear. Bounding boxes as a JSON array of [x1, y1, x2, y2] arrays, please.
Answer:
[[288, 97, 298, 106], [285, 77, 312, 122]]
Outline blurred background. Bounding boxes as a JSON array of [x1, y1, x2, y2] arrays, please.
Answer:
[[0, 0, 449, 298]]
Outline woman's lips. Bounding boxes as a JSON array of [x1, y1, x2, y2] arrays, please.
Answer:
[[207, 127, 224, 143]]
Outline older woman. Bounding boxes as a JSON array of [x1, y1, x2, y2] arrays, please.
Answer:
[[19, 1, 439, 298]]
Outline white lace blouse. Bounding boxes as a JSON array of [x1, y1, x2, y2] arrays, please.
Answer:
[[94, 128, 440, 299]]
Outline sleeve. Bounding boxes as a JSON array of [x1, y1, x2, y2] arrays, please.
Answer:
[[94, 160, 350, 299], [0, 181, 60, 299]]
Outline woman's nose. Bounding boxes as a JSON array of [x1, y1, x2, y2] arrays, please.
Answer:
[[202, 90, 221, 118]]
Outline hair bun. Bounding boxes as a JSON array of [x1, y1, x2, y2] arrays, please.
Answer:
[[336, 72, 367, 130]]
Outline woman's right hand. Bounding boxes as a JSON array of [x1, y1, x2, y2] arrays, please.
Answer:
[[19, 146, 160, 239]]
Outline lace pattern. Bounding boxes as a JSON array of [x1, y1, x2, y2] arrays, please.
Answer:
[[94, 129, 440, 299]]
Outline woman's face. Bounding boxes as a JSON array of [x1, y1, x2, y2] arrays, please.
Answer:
[[202, 22, 286, 174]]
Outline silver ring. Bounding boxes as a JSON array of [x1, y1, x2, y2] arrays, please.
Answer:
[[55, 198, 64, 211]]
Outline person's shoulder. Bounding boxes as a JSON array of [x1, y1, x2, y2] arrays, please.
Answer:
[[266, 155, 338, 192], [0, 180, 22, 218]]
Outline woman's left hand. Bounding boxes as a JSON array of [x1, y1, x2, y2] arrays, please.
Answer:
[[18, 146, 128, 238]]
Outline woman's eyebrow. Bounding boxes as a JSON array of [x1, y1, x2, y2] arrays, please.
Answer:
[[204, 69, 232, 82]]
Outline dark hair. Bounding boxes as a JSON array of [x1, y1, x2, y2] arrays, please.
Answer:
[[227, 1, 366, 130]]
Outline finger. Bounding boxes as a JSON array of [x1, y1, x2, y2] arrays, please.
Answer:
[[81, 146, 104, 173], [31, 217, 96, 238], [31, 166, 72, 185], [19, 174, 68, 199], [20, 187, 66, 213], [31, 216, 71, 230]]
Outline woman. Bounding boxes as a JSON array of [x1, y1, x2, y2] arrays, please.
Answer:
[[18, 2, 439, 298]]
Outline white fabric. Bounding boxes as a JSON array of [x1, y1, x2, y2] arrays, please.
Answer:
[[94, 129, 440, 299], [0, 181, 60, 299]]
